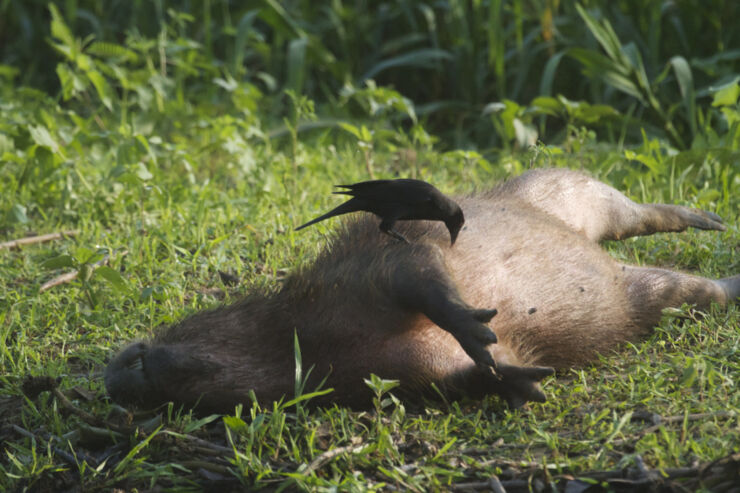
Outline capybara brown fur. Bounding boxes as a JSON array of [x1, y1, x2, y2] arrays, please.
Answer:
[[105, 168, 740, 411]]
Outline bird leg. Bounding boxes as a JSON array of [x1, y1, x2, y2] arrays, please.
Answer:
[[379, 218, 410, 244]]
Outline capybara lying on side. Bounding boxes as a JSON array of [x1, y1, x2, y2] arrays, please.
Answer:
[[105, 168, 740, 411]]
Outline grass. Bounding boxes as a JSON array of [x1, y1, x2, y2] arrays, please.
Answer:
[[1, 104, 738, 490]]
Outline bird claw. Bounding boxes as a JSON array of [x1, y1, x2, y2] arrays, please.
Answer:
[[387, 229, 410, 244]]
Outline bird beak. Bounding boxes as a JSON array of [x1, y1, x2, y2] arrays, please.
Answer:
[[450, 226, 460, 245], [449, 212, 464, 246]]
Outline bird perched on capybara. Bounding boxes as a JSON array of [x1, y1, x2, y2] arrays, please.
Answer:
[[295, 179, 465, 245], [105, 168, 739, 412]]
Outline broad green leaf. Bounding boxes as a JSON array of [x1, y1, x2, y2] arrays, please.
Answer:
[[359, 125, 372, 142], [712, 83, 740, 107], [482, 102, 507, 115], [0, 64, 19, 81], [136, 162, 153, 181], [286, 38, 308, 93], [338, 122, 362, 140], [93, 266, 127, 293], [10, 204, 29, 224], [28, 125, 59, 154], [530, 96, 563, 117], [74, 246, 97, 264], [669, 56, 696, 136], [85, 70, 114, 111], [513, 118, 537, 148], [48, 4, 75, 49], [223, 415, 248, 433], [56, 64, 87, 100], [42, 254, 76, 270], [669, 56, 694, 99], [87, 41, 138, 61]]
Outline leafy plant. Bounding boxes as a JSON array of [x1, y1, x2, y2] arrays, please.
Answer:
[[42, 247, 127, 307]]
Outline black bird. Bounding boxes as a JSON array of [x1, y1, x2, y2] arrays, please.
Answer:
[[295, 179, 465, 245]]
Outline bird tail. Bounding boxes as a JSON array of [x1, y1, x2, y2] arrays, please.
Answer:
[[294, 200, 358, 230], [332, 184, 357, 196]]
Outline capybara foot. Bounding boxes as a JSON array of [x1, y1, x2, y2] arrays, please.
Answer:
[[718, 275, 740, 301], [679, 207, 726, 232]]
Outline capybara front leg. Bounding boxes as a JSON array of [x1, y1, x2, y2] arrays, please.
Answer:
[[390, 245, 499, 369]]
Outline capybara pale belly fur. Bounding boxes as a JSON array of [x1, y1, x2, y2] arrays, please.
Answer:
[[105, 168, 740, 411]]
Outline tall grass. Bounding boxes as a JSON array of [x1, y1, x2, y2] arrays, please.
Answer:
[[3, 0, 739, 148]]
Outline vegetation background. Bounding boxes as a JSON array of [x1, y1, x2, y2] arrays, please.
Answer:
[[1, 0, 738, 491]]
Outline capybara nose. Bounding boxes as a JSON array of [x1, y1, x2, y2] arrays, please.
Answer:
[[105, 342, 156, 407]]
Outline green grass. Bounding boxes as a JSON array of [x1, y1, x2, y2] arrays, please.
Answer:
[[1, 86, 738, 490], [1, 5, 740, 489]]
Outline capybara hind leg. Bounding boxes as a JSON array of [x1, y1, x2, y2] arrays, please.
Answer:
[[498, 169, 725, 241], [599, 203, 726, 241], [624, 266, 734, 327], [389, 244, 499, 368], [717, 275, 740, 301]]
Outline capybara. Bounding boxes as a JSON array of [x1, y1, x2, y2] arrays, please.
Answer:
[[105, 168, 739, 411]]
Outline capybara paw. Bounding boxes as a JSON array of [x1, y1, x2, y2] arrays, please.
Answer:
[[470, 308, 498, 323], [495, 364, 555, 409], [454, 307, 498, 368], [683, 208, 726, 232]]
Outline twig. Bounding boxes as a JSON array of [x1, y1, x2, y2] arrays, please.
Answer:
[[180, 460, 234, 475], [40, 430, 100, 467], [162, 430, 234, 455], [50, 386, 130, 434], [453, 478, 529, 492], [489, 476, 506, 493], [11, 424, 96, 469], [39, 270, 81, 292], [39, 250, 128, 292], [661, 411, 734, 423], [0, 230, 79, 250], [302, 441, 367, 475], [613, 411, 736, 447]]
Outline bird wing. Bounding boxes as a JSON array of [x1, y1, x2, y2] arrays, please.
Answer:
[[334, 179, 435, 206]]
